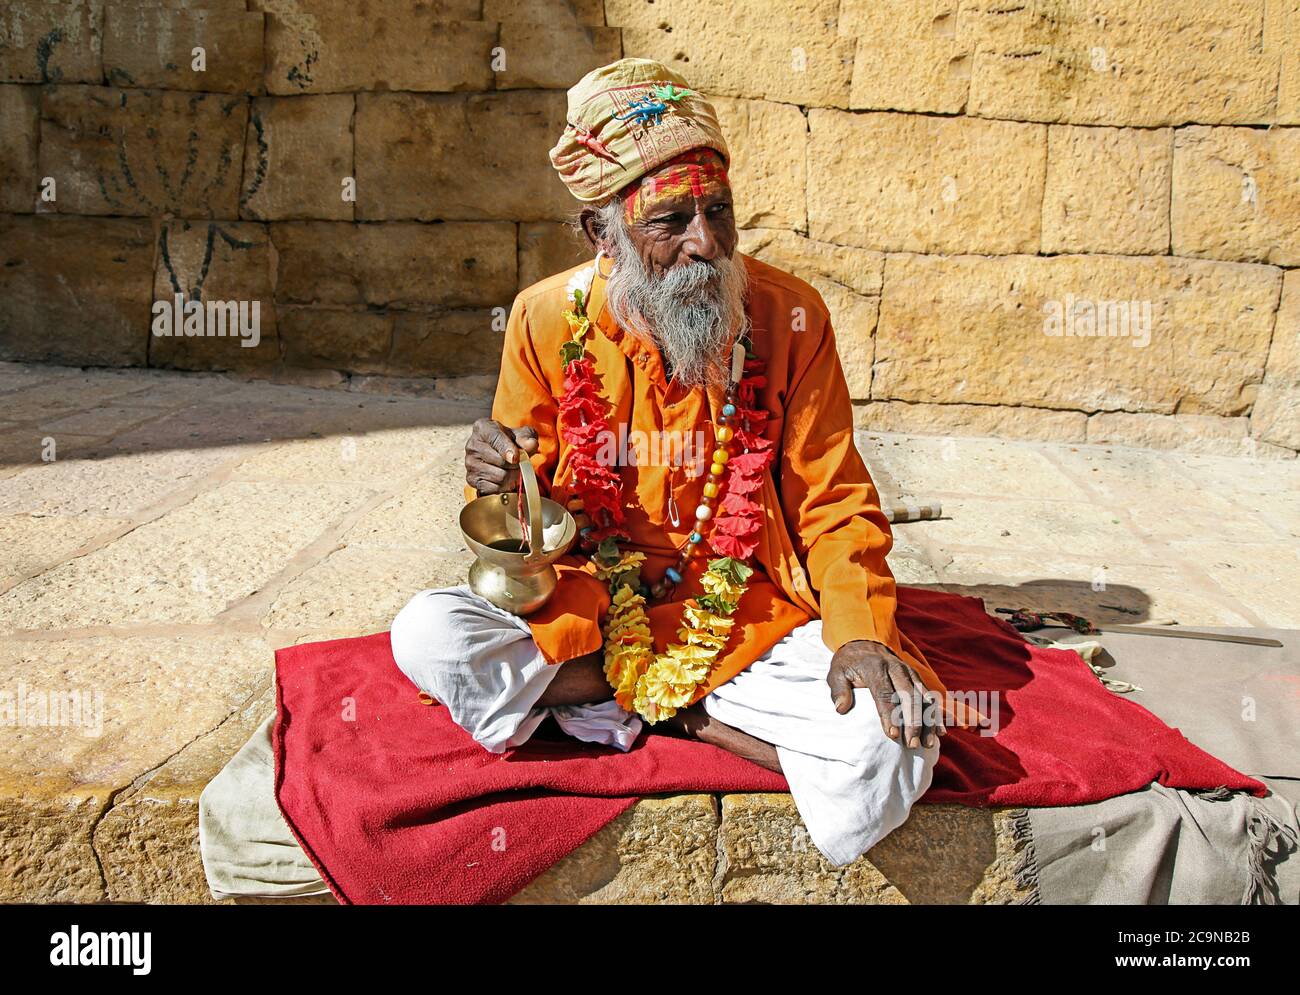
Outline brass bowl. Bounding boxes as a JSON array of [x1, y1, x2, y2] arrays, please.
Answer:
[[458, 458, 576, 616]]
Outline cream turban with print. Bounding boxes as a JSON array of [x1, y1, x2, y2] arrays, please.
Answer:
[[549, 58, 731, 203]]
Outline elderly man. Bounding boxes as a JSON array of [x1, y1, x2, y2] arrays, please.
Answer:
[[199, 59, 956, 897]]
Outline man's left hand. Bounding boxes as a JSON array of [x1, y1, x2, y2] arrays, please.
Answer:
[[827, 640, 945, 749]]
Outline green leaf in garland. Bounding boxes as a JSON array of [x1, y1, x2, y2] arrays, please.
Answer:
[[596, 537, 622, 565], [697, 593, 739, 616], [610, 565, 642, 592], [708, 557, 753, 586], [560, 339, 585, 368]]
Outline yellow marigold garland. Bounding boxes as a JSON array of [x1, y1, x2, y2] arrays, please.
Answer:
[[597, 552, 753, 724]]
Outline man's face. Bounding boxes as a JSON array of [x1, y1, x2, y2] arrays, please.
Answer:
[[622, 154, 738, 277], [589, 148, 749, 390]]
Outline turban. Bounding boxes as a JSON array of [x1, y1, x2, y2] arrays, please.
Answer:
[[548, 58, 731, 203]]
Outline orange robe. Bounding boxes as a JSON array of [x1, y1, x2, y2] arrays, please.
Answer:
[[469, 253, 975, 728]]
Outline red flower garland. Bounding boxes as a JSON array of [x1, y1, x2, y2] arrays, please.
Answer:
[[559, 343, 776, 561], [559, 354, 626, 543]]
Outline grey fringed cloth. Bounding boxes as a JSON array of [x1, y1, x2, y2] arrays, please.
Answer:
[[1002, 626, 1299, 905]]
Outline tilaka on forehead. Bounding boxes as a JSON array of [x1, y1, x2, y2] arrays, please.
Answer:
[[623, 147, 730, 222]]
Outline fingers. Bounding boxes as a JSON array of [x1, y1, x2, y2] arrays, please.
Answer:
[[922, 684, 947, 747], [466, 419, 534, 495], [510, 425, 540, 456], [889, 660, 923, 749], [869, 675, 899, 741], [896, 666, 945, 750], [478, 419, 523, 464], [826, 667, 856, 715], [465, 441, 516, 495], [467, 462, 514, 496]]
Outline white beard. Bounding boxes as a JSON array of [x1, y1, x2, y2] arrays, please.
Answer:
[[601, 210, 749, 390]]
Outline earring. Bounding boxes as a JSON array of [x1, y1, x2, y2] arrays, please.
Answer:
[[595, 249, 614, 278]]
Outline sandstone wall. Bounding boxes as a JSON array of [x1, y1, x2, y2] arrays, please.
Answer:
[[0, 0, 1297, 454]]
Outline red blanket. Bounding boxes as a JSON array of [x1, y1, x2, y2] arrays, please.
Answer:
[[273, 587, 1264, 904]]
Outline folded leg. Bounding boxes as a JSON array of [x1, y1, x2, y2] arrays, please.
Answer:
[[701, 619, 939, 867], [389, 585, 641, 752]]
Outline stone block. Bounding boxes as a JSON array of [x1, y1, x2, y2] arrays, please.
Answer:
[[739, 229, 884, 397], [262, 545, 470, 635], [841, 0, 971, 113], [808, 109, 1046, 254], [610, 0, 854, 107], [1172, 126, 1300, 267], [0, 84, 39, 212], [0, 633, 271, 901], [1252, 270, 1300, 450], [0, 481, 371, 631], [0, 215, 153, 367], [388, 310, 505, 377], [103, 6, 263, 93], [0, 514, 126, 587], [484, 0, 606, 23], [713, 96, 807, 230], [241, 94, 354, 221], [38, 85, 248, 218], [964, 0, 1280, 126], [255, 1, 493, 94], [272, 221, 517, 310], [717, 794, 1030, 904], [94, 685, 274, 904], [277, 308, 390, 374], [853, 400, 1088, 442], [150, 220, 280, 372], [495, 22, 621, 89], [518, 221, 590, 291], [874, 252, 1281, 417], [1042, 125, 1171, 255], [1086, 411, 1252, 455], [511, 795, 720, 903], [0, 0, 103, 84], [354, 91, 573, 222]]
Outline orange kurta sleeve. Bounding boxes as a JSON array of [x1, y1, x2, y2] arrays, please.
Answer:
[[491, 295, 562, 494], [474, 292, 608, 665], [778, 309, 900, 657]]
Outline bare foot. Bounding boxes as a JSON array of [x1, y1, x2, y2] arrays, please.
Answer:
[[656, 703, 781, 774]]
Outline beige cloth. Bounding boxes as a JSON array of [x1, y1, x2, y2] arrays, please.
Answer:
[[1021, 626, 1300, 904], [198, 715, 331, 902]]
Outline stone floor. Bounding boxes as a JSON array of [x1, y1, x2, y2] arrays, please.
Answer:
[[1, 362, 1297, 904]]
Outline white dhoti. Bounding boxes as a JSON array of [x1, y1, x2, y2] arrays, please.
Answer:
[[199, 585, 938, 899]]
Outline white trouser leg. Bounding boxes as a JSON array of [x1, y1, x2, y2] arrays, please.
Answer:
[[389, 585, 641, 753], [702, 620, 940, 867]]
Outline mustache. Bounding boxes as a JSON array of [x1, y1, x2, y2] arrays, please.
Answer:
[[654, 259, 724, 295]]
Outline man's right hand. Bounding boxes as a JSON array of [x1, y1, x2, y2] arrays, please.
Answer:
[[465, 418, 540, 495]]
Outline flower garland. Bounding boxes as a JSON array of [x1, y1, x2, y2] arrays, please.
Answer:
[[554, 264, 775, 723]]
